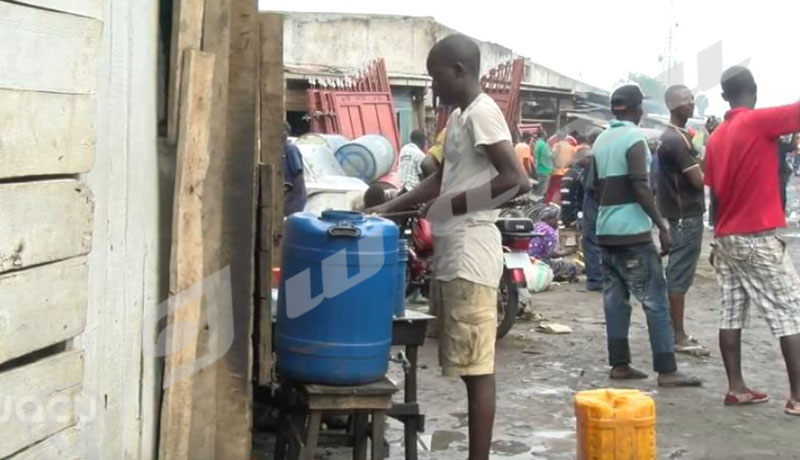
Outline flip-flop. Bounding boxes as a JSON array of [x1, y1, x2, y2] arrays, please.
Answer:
[[785, 399, 800, 416], [724, 390, 769, 406], [610, 367, 648, 380]]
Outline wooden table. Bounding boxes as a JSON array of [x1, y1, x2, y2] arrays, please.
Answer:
[[269, 310, 434, 460], [389, 310, 434, 460]]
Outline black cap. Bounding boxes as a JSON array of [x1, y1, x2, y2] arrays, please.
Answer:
[[611, 84, 644, 111]]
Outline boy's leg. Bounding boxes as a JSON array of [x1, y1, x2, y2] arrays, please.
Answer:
[[601, 247, 644, 378], [720, 329, 748, 393], [617, 244, 677, 373], [780, 334, 800, 402], [437, 279, 497, 459], [714, 236, 754, 396], [744, 235, 800, 402], [666, 217, 705, 350], [462, 375, 496, 460], [618, 243, 700, 385]]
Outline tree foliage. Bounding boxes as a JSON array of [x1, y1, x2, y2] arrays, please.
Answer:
[[625, 72, 667, 99]]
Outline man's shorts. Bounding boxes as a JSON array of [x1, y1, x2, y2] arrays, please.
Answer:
[[713, 231, 800, 337], [430, 278, 497, 377], [666, 216, 704, 294]]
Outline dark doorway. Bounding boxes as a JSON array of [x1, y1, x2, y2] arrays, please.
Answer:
[[286, 111, 310, 137]]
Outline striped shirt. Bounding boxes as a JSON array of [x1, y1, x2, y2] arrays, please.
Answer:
[[592, 120, 653, 246]]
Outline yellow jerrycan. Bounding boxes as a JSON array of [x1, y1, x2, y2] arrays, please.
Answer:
[[575, 389, 656, 460]]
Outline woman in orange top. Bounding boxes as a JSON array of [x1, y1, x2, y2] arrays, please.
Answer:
[[514, 132, 535, 176]]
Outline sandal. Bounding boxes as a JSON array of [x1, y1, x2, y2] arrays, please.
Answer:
[[610, 366, 648, 380], [724, 390, 769, 406], [785, 399, 800, 416]]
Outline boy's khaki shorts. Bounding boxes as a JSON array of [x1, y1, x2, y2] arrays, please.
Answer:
[[430, 278, 497, 377]]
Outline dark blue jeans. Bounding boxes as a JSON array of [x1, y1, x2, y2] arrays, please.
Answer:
[[601, 243, 677, 373], [582, 228, 603, 290], [582, 196, 602, 290]]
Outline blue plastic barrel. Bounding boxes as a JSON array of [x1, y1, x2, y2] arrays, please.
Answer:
[[276, 210, 399, 384], [334, 135, 395, 183], [395, 239, 408, 317]]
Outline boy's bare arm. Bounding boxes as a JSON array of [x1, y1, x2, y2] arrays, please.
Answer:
[[366, 164, 443, 214], [447, 140, 531, 216]]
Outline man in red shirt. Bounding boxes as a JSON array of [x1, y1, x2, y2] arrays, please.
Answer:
[[704, 66, 800, 415]]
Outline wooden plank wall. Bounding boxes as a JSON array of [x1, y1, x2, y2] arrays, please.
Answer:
[[0, 0, 161, 458], [0, 2, 100, 458], [0, 351, 84, 458]]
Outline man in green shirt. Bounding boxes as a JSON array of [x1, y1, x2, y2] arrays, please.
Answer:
[[533, 129, 554, 196]]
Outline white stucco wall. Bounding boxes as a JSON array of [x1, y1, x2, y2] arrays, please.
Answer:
[[280, 12, 606, 93], [83, 0, 161, 458]]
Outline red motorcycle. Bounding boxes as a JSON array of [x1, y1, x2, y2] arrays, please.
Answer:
[[385, 211, 538, 339]]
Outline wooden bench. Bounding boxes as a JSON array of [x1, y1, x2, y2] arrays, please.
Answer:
[[274, 377, 398, 460]]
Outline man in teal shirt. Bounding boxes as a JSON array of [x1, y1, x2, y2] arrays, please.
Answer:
[[533, 129, 554, 196], [592, 85, 700, 387]]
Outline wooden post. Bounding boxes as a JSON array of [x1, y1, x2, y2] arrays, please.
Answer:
[[167, 0, 205, 145], [205, 0, 259, 458], [258, 12, 285, 385], [555, 97, 562, 132], [158, 48, 215, 460]]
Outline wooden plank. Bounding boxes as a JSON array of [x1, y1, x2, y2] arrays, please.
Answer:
[[0, 350, 83, 458], [181, 1, 233, 455], [258, 12, 284, 386], [0, 180, 93, 274], [167, 0, 205, 144], [158, 49, 215, 460], [8, 0, 102, 19], [0, 2, 101, 94], [0, 89, 94, 179], [207, 0, 258, 457], [6, 426, 80, 460], [0, 257, 88, 365]]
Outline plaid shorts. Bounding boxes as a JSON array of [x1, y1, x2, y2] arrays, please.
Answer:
[[712, 231, 800, 337]]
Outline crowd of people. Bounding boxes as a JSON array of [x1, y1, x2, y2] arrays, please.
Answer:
[[277, 32, 800, 459]]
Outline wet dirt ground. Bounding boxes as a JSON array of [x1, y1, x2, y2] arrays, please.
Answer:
[[254, 181, 800, 460]]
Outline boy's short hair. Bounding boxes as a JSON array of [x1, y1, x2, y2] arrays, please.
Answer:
[[429, 34, 481, 77]]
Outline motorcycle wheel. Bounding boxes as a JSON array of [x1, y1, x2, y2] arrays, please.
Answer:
[[496, 273, 519, 340]]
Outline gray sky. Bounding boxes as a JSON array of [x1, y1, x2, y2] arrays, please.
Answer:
[[260, 0, 799, 116]]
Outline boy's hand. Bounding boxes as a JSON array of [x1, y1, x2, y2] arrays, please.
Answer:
[[658, 228, 672, 256], [364, 203, 390, 216]]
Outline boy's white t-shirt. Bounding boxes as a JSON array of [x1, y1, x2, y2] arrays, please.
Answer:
[[431, 93, 512, 288]]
